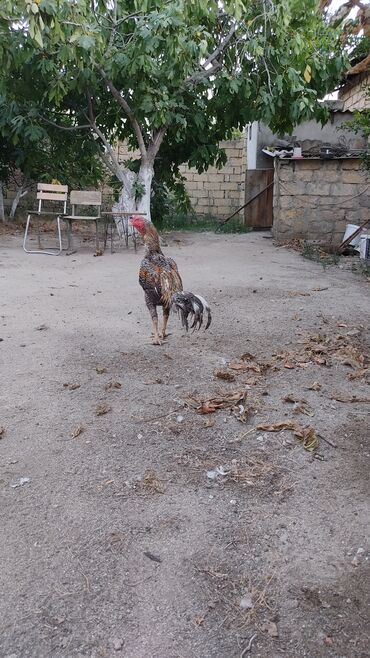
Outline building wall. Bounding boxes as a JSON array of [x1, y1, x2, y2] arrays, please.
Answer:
[[272, 158, 369, 245], [338, 72, 370, 111], [178, 138, 246, 218]]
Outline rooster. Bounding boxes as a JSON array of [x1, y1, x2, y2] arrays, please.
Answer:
[[130, 216, 211, 345]]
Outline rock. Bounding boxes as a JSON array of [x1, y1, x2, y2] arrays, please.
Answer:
[[112, 638, 124, 651], [240, 593, 253, 610]]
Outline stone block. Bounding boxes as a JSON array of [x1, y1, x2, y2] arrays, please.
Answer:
[[345, 208, 370, 222], [342, 170, 367, 184], [197, 197, 213, 207], [278, 168, 294, 182], [306, 183, 332, 195], [298, 160, 322, 170], [341, 159, 360, 169], [207, 173, 222, 183], [211, 189, 226, 199], [312, 170, 339, 183], [206, 182, 222, 191], [359, 194, 370, 208], [330, 183, 359, 196]]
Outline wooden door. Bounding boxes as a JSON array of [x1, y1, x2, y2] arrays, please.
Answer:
[[244, 169, 274, 228]]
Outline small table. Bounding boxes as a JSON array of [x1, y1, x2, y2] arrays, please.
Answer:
[[101, 212, 147, 253]]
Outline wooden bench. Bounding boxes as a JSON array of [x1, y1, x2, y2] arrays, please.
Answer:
[[23, 183, 68, 255], [64, 190, 102, 254]]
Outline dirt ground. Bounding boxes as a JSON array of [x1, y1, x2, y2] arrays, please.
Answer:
[[0, 226, 369, 658]]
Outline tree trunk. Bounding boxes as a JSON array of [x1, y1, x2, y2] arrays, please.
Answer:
[[0, 183, 5, 222], [10, 186, 28, 220], [113, 161, 154, 222]]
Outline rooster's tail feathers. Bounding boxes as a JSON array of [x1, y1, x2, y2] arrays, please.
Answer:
[[171, 292, 212, 332]]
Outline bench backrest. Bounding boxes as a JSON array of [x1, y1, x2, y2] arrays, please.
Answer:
[[36, 183, 68, 213], [70, 190, 102, 217]]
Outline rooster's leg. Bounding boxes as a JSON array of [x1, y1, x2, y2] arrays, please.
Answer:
[[161, 308, 170, 339], [151, 317, 161, 345], [145, 294, 162, 345]]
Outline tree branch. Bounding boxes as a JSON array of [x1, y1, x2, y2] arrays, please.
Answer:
[[39, 116, 91, 131], [202, 23, 236, 69], [148, 126, 168, 161], [98, 67, 148, 161]]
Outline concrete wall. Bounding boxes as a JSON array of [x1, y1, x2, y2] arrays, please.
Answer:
[[246, 111, 365, 171], [338, 72, 370, 111], [272, 158, 370, 245]]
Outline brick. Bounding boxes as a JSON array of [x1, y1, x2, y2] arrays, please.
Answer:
[[207, 173, 222, 183], [185, 181, 198, 191], [210, 189, 226, 199]]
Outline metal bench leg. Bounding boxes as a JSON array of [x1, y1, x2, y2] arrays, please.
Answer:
[[66, 220, 76, 255], [23, 214, 62, 256], [95, 220, 99, 253]]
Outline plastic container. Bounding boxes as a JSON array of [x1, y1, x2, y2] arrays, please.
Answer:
[[359, 234, 370, 260], [342, 224, 361, 248]]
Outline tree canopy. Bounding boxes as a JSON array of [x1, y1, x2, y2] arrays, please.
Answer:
[[0, 1, 350, 219]]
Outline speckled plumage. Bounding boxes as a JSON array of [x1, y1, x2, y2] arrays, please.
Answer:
[[131, 217, 211, 343], [139, 251, 183, 315]]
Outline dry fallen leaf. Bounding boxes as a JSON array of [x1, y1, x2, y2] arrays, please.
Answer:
[[96, 403, 112, 416], [256, 421, 318, 452], [347, 369, 368, 381], [240, 351, 256, 361], [142, 469, 165, 494], [261, 621, 279, 637], [63, 382, 81, 391], [204, 418, 215, 428], [307, 381, 322, 391], [35, 324, 48, 331], [105, 381, 122, 390], [96, 367, 108, 374], [214, 370, 236, 382], [288, 291, 310, 297], [71, 426, 84, 438], [330, 393, 370, 403]]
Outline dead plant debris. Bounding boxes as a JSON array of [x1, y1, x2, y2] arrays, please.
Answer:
[[105, 380, 122, 390], [330, 393, 370, 403], [256, 421, 319, 452], [184, 390, 255, 423], [214, 370, 236, 382], [71, 425, 84, 438], [142, 469, 166, 494], [96, 403, 112, 416], [63, 382, 81, 391]]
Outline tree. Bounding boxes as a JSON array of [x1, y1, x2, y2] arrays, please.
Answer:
[[0, 93, 104, 220], [0, 1, 348, 221]]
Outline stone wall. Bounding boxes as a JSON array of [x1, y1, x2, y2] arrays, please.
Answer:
[[116, 138, 246, 218], [338, 72, 370, 111], [272, 158, 370, 245], [178, 139, 246, 217]]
